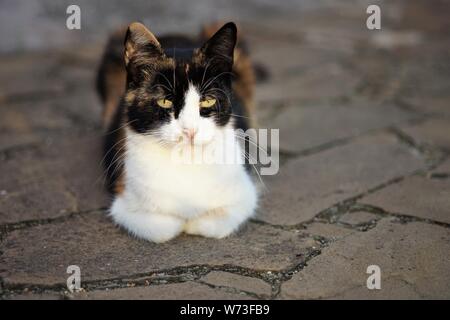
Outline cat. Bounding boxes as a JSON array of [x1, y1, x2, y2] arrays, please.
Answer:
[[97, 22, 258, 243]]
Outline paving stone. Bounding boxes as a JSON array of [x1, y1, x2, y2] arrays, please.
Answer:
[[401, 118, 450, 151], [58, 45, 104, 67], [338, 211, 379, 226], [0, 100, 72, 139], [349, 49, 404, 103], [433, 159, 450, 173], [4, 292, 62, 300], [369, 30, 423, 50], [249, 38, 351, 79], [362, 176, 450, 224], [1, 0, 323, 53], [200, 271, 271, 297], [255, 61, 359, 105], [304, 223, 355, 241], [73, 282, 253, 300], [404, 95, 450, 117], [0, 212, 316, 286], [280, 219, 450, 299], [263, 104, 414, 153], [258, 133, 424, 225], [0, 90, 102, 144], [398, 0, 450, 36], [324, 278, 423, 300], [0, 133, 109, 224], [0, 133, 40, 152], [396, 47, 450, 116], [0, 52, 65, 100], [0, 52, 95, 112]]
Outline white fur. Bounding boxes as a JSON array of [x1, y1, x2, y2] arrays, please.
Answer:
[[109, 85, 258, 243]]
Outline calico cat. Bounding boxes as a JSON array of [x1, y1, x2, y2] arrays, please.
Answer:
[[97, 22, 258, 243]]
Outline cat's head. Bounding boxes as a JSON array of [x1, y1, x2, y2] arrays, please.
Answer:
[[123, 22, 237, 147]]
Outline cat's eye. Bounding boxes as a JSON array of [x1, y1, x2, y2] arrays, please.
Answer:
[[199, 98, 216, 108], [156, 99, 173, 108]]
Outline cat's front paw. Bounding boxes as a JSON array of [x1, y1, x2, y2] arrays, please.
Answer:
[[184, 208, 239, 239], [110, 198, 184, 243]]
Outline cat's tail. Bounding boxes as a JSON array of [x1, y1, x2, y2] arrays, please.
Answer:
[[96, 27, 128, 130]]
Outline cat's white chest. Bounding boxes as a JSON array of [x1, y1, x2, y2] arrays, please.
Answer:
[[123, 133, 252, 218], [109, 130, 258, 242]]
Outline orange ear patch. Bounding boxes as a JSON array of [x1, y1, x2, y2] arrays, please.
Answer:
[[124, 22, 162, 66]]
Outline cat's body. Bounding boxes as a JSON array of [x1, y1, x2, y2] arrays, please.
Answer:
[[97, 22, 258, 243]]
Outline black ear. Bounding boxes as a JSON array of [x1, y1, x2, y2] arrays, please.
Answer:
[[200, 22, 237, 69], [124, 22, 163, 67]]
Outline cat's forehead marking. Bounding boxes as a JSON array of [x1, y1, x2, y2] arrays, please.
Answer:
[[177, 84, 200, 126]]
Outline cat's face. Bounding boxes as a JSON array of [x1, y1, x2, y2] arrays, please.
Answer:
[[123, 22, 237, 147]]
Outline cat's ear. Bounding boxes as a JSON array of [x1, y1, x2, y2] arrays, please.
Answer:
[[200, 22, 237, 70], [124, 22, 163, 67]]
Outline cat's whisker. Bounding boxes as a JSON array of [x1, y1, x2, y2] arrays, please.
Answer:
[[234, 133, 269, 156], [97, 140, 130, 184], [201, 71, 235, 92], [172, 47, 176, 89], [150, 83, 173, 93], [204, 87, 232, 105], [155, 72, 174, 91], [104, 119, 137, 136], [230, 113, 251, 119], [99, 134, 130, 170], [241, 150, 266, 189], [234, 131, 268, 152], [200, 58, 214, 89], [107, 152, 128, 182], [216, 98, 222, 114]]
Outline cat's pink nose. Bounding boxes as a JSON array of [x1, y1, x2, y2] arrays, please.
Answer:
[[183, 128, 197, 140]]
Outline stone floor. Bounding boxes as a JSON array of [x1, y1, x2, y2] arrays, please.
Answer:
[[1, 0, 449, 299]]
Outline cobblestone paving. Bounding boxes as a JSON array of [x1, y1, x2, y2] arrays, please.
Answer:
[[1, 0, 449, 299]]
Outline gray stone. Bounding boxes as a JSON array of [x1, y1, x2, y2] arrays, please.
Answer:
[[264, 104, 414, 153], [338, 211, 379, 226], [254, 61, 359, 105], [280, 219, 450, 299], [0, 133, 40, 152], [200, 271, 271, 297], [362, 176, 450, 224], [405, 95, 450, 117], [402, 118, 450, 151], [258, 133, 424, 225], [4, 292, 62, 300], [0, 90, 101, 142], [73, 281, 253, 300], [249, 39, 351, 79], [0, 212, 316, 286], [325, 278, 423, 300], [0, 133, 109, 224], [0, 52, 65, 100], [304, 223, 354, 240], [433, 159, 450, 173]]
